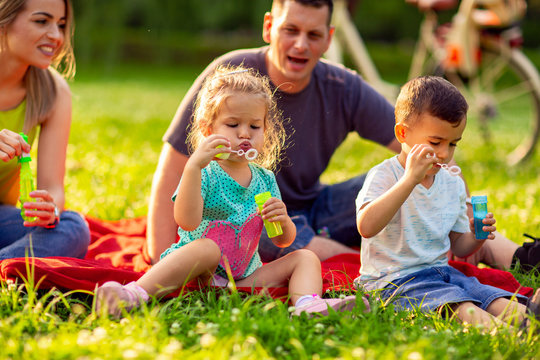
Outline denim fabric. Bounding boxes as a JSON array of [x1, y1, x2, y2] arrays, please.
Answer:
[[0, 205, 90, 260], [258, 174, 366, 262], [379, 265, 527, 311]]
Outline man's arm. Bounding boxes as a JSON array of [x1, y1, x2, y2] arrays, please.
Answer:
[[147, 143, 188, 264], [386, 138, 401, 154]]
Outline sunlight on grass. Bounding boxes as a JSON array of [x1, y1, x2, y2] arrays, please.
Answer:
[[67, 64, 200, 218]]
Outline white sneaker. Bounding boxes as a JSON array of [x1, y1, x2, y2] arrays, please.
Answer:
[[95, 281, 148, 317]]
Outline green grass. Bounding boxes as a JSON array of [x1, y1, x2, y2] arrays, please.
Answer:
[[2, 48, 540, 359]]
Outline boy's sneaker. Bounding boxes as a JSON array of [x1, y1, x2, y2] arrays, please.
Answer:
[[95, 281, 149, 317], [293, 295, 370, 316], [511, 234, 540, 272], [519, 288, 540, 335], [529, 289, 540, 320]]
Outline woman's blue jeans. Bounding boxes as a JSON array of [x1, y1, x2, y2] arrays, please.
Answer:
[[0, 205, 90, 260]]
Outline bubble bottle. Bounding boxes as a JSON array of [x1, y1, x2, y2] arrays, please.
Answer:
[[254, 191, 283, 238], [18, 133, 36, 222], [471, 196, 489, 240]]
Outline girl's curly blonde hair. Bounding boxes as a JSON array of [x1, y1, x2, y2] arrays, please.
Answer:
[[187, 65, 286, 171]]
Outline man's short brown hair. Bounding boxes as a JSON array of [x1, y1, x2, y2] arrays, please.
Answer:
[[272, 0, 334, 25]]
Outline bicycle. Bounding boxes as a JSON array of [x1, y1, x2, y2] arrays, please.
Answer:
[[328, 0, 540, 165]]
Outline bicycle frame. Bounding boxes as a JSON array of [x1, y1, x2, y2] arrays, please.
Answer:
[[437, 0, 526, 76], [330, 0, 527, 98], [328, 0, 399, 101], [329, 0, 540, 165]]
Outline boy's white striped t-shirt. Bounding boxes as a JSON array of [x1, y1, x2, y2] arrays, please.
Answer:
[[355, 156, 470, 290]]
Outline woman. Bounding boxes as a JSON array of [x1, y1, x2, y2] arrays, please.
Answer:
[[0, 0, 89, 260]]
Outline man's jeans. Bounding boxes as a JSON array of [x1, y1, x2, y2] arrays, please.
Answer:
[[258, 174, 366, 262], [0, 205, 90, 260]]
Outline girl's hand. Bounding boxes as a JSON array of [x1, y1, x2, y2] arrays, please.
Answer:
[[469, 212, 497, 240], [404, 144, 437, 184], [187, 135, 230, 170], [22, 190, 59, 228], [257, 197, 289, 224], [0, 129, 31, 162]]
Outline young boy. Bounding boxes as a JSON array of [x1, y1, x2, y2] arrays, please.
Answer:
[[354, 76, 539, 330]]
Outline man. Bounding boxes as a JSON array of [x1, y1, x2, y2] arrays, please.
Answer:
[[146, 0, 538, 271]]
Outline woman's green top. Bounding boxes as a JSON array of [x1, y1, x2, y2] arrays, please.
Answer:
[[0, 101, 37, 205]]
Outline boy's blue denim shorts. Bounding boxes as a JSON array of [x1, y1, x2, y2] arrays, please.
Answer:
[[379, 265, 528, 311], [258, 174, 366, 263]]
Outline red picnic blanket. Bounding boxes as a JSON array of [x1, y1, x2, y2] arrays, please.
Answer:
[[0, 216, 533, 299]]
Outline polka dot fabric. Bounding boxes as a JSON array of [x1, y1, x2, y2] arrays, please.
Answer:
[[163, 161, 281, 279]]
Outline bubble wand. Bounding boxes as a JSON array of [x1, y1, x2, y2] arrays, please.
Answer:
[[216, 146, 258, 161], [426, 153, 461, 176]]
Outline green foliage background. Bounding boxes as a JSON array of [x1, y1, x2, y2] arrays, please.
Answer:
[[71, 0, 540, 68]]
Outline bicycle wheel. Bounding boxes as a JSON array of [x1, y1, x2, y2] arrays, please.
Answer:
[[442, 47, 540, 165]]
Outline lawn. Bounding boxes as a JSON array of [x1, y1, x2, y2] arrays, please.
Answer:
[[1, 49, 540, 359]]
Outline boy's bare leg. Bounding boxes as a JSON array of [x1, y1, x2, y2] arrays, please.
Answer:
[[236, 249, 322, 304], [137, 238, 221, 297], [485, 297, 527, 325], [450, 302, 506, 330]]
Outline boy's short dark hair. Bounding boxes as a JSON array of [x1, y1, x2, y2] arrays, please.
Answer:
[[273, 0, 334, 24], [395, 76, 468, 127]]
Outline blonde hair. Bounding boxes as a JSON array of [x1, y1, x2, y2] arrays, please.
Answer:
[[188, 65, 286, 171], [0, 0, 76, 133]]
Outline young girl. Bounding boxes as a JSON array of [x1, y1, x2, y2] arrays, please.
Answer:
[[0, 0, 89, 259], [96, 66, 367, 317]]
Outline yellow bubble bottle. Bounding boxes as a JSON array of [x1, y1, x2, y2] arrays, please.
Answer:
[[18, 133, 36, 222], [254, 192, 283, 238]]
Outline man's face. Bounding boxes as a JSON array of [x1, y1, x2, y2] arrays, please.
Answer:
[[263, 1, 334, 93]]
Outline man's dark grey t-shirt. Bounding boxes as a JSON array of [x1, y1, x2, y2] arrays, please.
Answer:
[[164, 47, 396, 211]]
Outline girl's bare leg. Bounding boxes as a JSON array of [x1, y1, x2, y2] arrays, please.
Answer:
[[236, 249, 322, 304], [96, 238, 221, 317], [137, 237, 221, 297]]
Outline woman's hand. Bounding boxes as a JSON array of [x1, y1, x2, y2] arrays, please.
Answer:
[[187, 135, 230, 170], [22, 190, 59, 227], [0, 129, 31, 162]]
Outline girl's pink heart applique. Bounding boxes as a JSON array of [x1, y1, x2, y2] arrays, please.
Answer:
[[203, 214, 263, 279]]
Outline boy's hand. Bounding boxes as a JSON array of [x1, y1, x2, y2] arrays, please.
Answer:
[[404, 144, 438, 184], [469, 212, 497, 240], [187, 135, 230, 170], [257, 197, 289, 224]]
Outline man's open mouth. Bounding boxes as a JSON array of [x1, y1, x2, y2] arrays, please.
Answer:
[[288, 56, 308, 64]]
